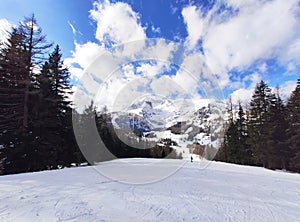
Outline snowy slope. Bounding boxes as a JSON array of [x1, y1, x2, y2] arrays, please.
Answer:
[[0, 159, 299, 222]]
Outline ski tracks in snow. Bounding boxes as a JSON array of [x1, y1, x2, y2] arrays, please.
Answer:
[[0, 160, 300, 221]]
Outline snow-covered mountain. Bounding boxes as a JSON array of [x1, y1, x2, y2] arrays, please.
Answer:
[[111, 96, 226, 158]]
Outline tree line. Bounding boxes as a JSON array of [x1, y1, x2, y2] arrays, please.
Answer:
[[215, 79, 300, 173], [75, 101, 181, 164], [0, 15, 180, 175]]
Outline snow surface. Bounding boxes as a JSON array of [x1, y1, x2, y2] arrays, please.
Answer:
[[0, 159, 299, 222]]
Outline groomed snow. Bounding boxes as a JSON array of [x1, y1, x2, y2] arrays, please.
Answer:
[[0, 159, 299, 221]]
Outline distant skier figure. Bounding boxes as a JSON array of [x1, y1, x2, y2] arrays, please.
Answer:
[[191, 156, 193, 163]]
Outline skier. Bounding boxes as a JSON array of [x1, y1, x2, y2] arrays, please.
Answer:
[[191, 156, 193, 163]]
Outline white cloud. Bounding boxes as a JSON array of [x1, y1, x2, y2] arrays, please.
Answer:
[[181, 6, 205, 49], [275, 80, 297, 102], [150, 75, 184, 98], [243, 72, 262, 88], [68, 21, 76, 35], [230, 72, 262, 105], [151, 25, 161, 34], [67, 0, 147, 81], [259, 62, 267, 73], [182, 0, 300, 89], [280, 38, 300, 66], [170, 4, 178, 15], [0, 18, 13, 45], [65, 41, 105, 78], [73, 0, 300, 111], [136, 61, 168, 77], [90, 0, 146, 45], [230, 73, 297, 105], [230, 87, 254, 105], [172, 53, 203, 95], [172, 51, 225, 99]]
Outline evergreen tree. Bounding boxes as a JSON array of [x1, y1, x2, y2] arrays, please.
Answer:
[[226, 121, 239, 163], [235, 103, 252, 164], [216, 102, 252, 165], [265, 89, 289, 169], [74, 101, 114, 164], [0, 15, 52, 174], [34, 45, 83, 169], [0, 29, 27, 139], [17, 14, 52, 130], [0, 28, 29, 174], [286, 78, 300, 172], [247, 81, 272, 167], [216, 98, 238, 163]]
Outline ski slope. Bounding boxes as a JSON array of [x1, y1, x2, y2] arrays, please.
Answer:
[[0, 159, 299, 221]]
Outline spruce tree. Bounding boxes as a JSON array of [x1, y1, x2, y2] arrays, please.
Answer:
[[265, 89, 289, 169], [17, 14, 52, 130], [215, 98, 237, 163], [0, 15, 52, 174], [247, 81, 272, 167], [35, 45, 82, 169], [0, 28, 29, 174], [286, 78, 300, 172], [235, 103, 251, 165], [0, 29, 27, 139]]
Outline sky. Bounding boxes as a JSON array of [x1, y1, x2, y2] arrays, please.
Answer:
[[0, 0, 300, 110]]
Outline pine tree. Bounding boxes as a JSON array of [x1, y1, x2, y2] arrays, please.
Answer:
[[286, 78, 300, 172], [74, 101, 114, 164], [0, 28, 29, 174], [227, 121, 239, 163], [34, 45, 83, 169], [0, 15, 52, 174], [247, 81, 272, 167], [265, 88, 289, 169], [235, 103, 252, 165], [0, 29, 27, 138], [215, 98, 237, 163], [17, 14, 52, 130]]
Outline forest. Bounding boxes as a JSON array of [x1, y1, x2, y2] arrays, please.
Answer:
[[216, 79, 300, 173]]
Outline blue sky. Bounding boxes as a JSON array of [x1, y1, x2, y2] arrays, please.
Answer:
[[0, 0, 300, 108]]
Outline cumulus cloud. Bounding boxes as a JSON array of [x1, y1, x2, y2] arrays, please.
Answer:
[[136, 61, 169, 77], [66, 42, 105, 69], [90, 0, 146, 45], [230, 72, 262, 105], [66, 0, 147, 80], [151, 25, 161, 34], [70, 0, 300, 112], [65, 41, 105, 79], [280, 39, 300, 66], [182, 6, 205, 49], [275, 80, 297, 102], [230, 72, 296, 105], [182, 0, 300, 89], [230, 88, 254, 105]]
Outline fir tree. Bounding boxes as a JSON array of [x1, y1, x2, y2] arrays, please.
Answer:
[[0, 28, 29, 174], [34, 45, 83, 169], [265, 88, 289, 169], [247, 81, 272, 167], [286, 78, 300, 172], [1, 15, 52, 174], [17, 14, 52, 130], [235, 103, 252, 165]]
